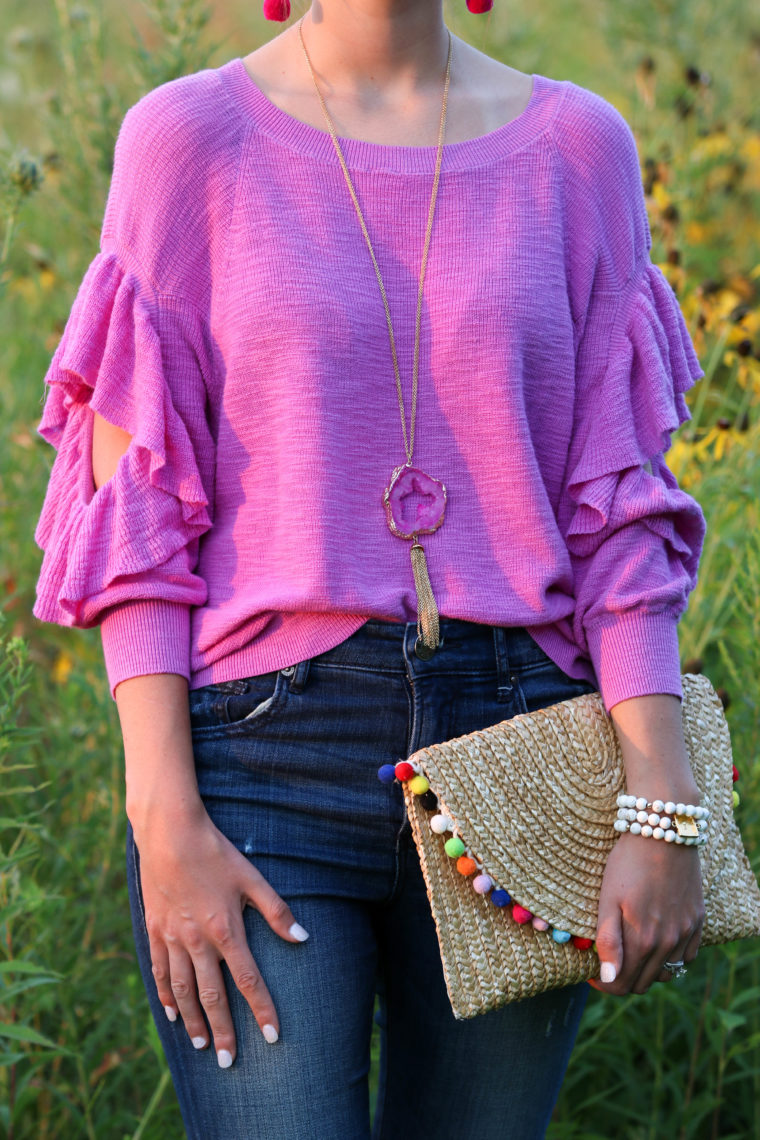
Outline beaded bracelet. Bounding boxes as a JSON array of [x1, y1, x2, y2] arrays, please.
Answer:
[[614, 793, 710, 846], [617, 795, 711, 819]]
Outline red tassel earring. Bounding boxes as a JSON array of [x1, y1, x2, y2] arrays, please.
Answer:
[[263, 0, 291, 20], [466, 0, 493, 10]]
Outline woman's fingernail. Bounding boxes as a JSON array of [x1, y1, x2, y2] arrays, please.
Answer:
[[262, 1023, 279, 1043], [600, 962, 617, 983], [289, 922, 309, 941], [191, 1036, 207, 1050], [217, 1049, 233, 1068], [164, 1005, 177, 1022]]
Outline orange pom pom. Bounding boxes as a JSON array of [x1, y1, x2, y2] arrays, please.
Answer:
[[456, 856, 477, 875]]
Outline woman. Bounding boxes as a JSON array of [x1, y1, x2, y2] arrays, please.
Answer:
[[32, 0, 707, 1135]]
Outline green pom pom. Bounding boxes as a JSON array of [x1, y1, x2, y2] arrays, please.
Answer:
[[444, 836, 466, 858], [733, 789, 741, 809]]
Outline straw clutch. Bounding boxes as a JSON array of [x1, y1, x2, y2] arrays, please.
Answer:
[[401, 672, 760, 1020]]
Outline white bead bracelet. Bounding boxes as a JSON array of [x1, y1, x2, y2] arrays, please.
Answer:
[[614, 793, 709, 845], [613, 818, 707, 844], [616, 794, 710, 820]]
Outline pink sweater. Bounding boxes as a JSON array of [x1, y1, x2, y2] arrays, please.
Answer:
[[32, 57, 706, 713]]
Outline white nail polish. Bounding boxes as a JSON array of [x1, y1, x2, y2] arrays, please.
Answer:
[[262, 1023, 279, 1044], [600, 962, 617, 984], [289, 922, 310, 941], [191, 1036, 207, 1050], [164, 1005, 177, 1022], [217, 1049, 233, 1068]]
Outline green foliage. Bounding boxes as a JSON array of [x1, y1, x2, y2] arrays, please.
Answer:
[[0, 0, 758, 1136]]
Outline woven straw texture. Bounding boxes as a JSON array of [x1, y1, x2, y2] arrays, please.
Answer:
[[404, 672, 760, 1020]]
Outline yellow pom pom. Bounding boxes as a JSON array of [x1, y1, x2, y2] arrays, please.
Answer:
[[733, 789, 741, 809], [409, 775, 430, 795]]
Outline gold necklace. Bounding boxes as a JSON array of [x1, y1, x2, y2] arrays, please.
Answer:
[[298, 15, 452, 660]]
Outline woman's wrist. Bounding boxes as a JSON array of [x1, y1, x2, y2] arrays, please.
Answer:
[[610, 692, 701, 805], [115, 672, 207, 844], [127, 786, 208, 848]]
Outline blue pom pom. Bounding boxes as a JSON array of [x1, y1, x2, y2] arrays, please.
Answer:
[[551, 929, 571, 943], [491, 889, 511, 906], [377, 764, 398, 784]]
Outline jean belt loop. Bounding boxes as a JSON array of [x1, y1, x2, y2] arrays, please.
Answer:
[[282, 658, 311, 693], [493, 626, 514, 701]]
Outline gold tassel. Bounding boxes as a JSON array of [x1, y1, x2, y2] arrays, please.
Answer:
[[410, 537, 440, 651]]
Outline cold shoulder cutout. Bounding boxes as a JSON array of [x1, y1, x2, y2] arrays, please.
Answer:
[[33, 249, 215, 696]]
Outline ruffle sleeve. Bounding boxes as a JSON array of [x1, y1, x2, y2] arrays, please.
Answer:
[[559, 256, 707, 713], [32, 248, 215, 698]]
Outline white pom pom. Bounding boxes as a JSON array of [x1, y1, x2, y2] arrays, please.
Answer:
[[430, 814, 453, 834]]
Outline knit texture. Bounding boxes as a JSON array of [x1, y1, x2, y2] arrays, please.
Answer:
[[31, 58, 707, 712]]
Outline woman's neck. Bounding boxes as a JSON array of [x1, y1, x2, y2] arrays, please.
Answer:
[[288, 2, 451, 105]]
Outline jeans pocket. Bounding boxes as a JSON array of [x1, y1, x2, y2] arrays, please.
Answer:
[[189, 670, 289, 738]]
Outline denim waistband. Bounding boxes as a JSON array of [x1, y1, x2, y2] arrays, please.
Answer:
[[283, 618, 551, 702]]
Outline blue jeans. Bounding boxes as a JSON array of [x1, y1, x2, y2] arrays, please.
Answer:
[[126, 618, 598, 1139]]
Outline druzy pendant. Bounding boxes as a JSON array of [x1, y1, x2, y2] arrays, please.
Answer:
[[383, 464, 447, 540]]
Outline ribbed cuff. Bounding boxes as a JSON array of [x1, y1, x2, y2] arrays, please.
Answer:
[[585, 609, 684, 714], [99, 599, 191, 700]]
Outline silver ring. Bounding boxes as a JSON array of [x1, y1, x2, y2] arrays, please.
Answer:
[[663, 960, 687, 979]]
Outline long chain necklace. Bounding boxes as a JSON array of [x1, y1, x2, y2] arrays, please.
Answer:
[[298, 15, 452, 660]]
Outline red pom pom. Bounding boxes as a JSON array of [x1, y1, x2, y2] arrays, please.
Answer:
[[512, 904, 533, 924], [572, 936, 594, 950], [733, 764, 739, 783], [263, 0, 290, 20], [394, 761, 416, 782], [466, 0, 493, 11]]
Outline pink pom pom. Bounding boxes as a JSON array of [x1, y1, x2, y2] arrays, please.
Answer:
[[512, 904, 533, 924], [466, 0, 493, 11], [472, 874, 493, 894], [263, 0, 291, 20], [531, 917, 550, 931]]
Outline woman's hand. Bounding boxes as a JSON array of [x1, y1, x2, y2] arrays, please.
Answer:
[[135, 803, 310, 1066], [588, 831, 705, 995]]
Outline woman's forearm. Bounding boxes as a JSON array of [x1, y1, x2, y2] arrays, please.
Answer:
[[609, 693, 702, 803], [113, 671, 206, 843]]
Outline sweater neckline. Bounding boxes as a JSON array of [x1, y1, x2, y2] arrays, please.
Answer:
[[219, 57, 561, 172]]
